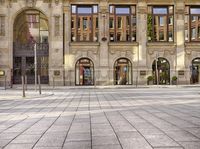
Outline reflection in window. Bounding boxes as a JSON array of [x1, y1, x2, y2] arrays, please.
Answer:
[[13, 57, 22, 77], [153, 8, 167, 14], [116, 7, 130, 14], [185, 6, 200, 42], [71, 5, 98, 42], [147, 6, 174, 42], [109, 5, 136, 42], [13, 10, 49, 43]]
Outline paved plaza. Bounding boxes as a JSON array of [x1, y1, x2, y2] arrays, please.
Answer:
[[0, 87, 200, 149]]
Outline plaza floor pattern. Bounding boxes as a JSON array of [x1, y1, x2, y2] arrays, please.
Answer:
[[0, 87, 200, 149]]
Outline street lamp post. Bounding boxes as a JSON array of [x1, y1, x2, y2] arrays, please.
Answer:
[[155, 53, 159, 86], [34, 43, 37, 91]]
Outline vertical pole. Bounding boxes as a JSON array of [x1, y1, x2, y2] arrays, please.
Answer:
[[136, 47, 139, 88], [34, 43, 37, 91], [155, 54, 159, 85], [63, 13, 66, 86], [22, 76, 25, 97], [25, 75, 27, 90], [4, 75, 6, 90], [53, 76, 55, 89], [38, 75, 41, 95], [11, 69, 13, 88]]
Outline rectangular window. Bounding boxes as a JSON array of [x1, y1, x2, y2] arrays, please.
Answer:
[[109, 5, 136, 42], [153, 8, 167, 14], [116, 7, 130, 14], [191, 8, 200, 14], [77, 7, 92, 14], [147, 6, 174, 42], [185, 6, 200, 42], [71, 5, 98, 42], [0, 16, 5, 36]]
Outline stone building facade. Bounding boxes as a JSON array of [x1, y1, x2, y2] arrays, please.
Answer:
[[0, 0, 200, 86]]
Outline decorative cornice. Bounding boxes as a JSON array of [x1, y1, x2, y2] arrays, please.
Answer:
[[185, 42, 200, 55], [109, 42, 138, 54], [147, 42, 176, 55], [69, 42, 99, 54]]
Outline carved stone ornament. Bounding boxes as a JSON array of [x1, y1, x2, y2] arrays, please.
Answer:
[[26, 0, 36, 7]]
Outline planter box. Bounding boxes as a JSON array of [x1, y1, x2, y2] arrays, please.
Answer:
[[171, 80, 177, 85], [148, 80, 154, 85]]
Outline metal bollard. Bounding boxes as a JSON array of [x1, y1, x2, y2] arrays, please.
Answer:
[[4, 75, 6, 90], [25, 75, 27, 91], [22, 76, 25, 97], [38, 75, 41, 95], [53, 76, 55, 89]]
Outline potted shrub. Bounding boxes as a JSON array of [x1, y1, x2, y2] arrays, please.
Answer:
[[172, 76, 178, 85], [147, 76, 154, 85]]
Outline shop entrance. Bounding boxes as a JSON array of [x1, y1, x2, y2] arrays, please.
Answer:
[[191, 58, 200, 84], [152, 57, 170, 85], [114, 58, 132, 85], [75, 58, 94, 85]]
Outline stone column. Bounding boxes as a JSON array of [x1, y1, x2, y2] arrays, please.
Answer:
[[98, 2, 109, 85], [49, 2, 64, 86], [137, 1, 148, 84], [175, 1, 186, 84], [63, 2, 71, 86]]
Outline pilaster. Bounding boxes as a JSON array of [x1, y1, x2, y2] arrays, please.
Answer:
[[137, 1, 147, 67], [98, 1, 110, 85], [175, 0, 187, 84], [63, 1, 71, 86], [49, 1, 64, 85]]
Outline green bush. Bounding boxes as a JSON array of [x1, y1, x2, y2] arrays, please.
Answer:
[[172, 76, 177, 81], [147, 76, 154, 81]]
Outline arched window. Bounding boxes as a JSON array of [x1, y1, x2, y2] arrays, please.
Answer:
[[191, 58, 200, 84], [152, 57, 170, 85], [75, 58, 94, 85], [114, 58, 132, 85], [13, 9, 49, 84]]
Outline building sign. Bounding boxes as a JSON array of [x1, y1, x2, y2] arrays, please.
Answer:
[[178, 70, 184, 75], [54, 70, 60, 76], [140, 70, 146, 76]]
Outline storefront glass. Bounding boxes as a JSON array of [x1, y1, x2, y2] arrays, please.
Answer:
[[114, 58, 132, 85]]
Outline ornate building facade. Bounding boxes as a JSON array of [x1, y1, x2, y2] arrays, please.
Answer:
[[0, 0, 200, 86]]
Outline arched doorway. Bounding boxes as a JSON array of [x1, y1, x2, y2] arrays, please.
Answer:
[[75, 58, 94, 85], [191, 58, 200, 84], [152, 57, 170, 85], [114, 58, 132, 85], [13, 9, 49, 84]]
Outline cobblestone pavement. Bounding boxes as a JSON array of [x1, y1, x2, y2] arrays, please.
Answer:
[[0, 87, 200, 149]]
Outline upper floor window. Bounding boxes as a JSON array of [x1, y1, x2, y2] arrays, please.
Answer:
[[109, 5, 136, 42], [147, 6, 174, 42], [71, 5, 98, 42], [185, 6, 200, 42], [0, 15, 5, 36]]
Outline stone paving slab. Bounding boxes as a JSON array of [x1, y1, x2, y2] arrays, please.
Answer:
[[0, 87, 200, 149]]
